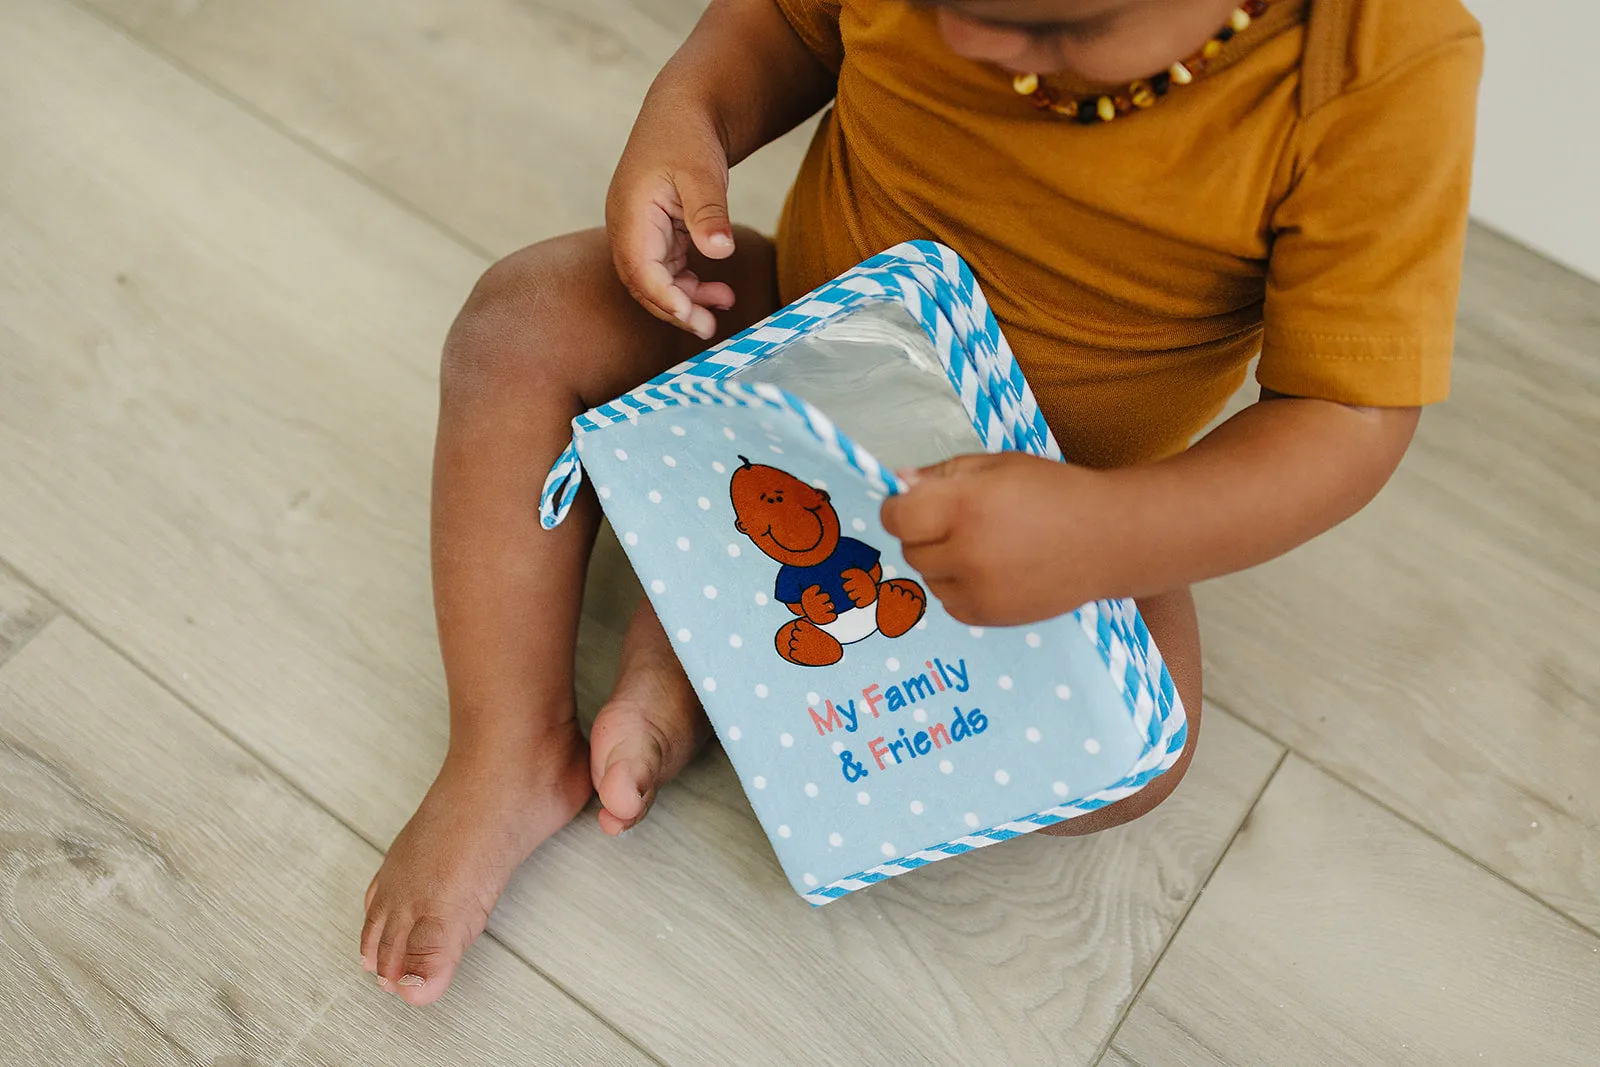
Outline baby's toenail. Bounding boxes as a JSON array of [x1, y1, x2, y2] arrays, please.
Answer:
[[397, 974, 426, 988], [376, 974, 387, 987]]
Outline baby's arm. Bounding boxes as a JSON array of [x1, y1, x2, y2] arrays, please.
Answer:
[[607, 0, 835, 338], [880, 394, 1418, 626]]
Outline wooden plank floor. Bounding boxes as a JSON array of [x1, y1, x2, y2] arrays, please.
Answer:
[[3, 0, 1598, 1062]]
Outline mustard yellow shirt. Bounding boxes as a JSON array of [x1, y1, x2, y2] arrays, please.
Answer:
[[773, 0, 1483, 466]]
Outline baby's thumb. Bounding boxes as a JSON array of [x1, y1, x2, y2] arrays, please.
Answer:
[[674, 165, 735, 260]]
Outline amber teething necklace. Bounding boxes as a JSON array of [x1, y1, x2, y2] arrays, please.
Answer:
[[1012, 0, 1275, 122]]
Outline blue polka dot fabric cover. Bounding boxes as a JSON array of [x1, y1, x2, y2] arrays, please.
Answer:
[[540, 241, 1187, 906]]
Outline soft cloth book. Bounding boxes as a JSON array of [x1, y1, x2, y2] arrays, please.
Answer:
[[540, 242, 1186, 905]]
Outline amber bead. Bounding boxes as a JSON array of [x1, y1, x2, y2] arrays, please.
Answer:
[[1230, 7, 1253, 32], [1130, 79, 1157, 107], [1169, 61, 1194, 85], [1050, 99, 1080, 118], [1243, 0, 1268, 15], [1202, 39, 1223, 59], [1013, 72, 1039, 95], [1151, 70, 1172, 95], [1096, 95, 1117, 121]]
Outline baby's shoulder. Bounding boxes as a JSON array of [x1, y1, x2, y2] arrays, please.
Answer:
[[1344, 0, 1483, 90]]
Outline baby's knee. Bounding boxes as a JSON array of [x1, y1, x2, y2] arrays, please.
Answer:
[[440, 232, 606, 402]]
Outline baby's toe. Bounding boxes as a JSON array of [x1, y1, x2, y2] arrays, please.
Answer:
[[392, 915, 463, 1006], [360, 907, 386, 973], [595, 752, 656, 834]]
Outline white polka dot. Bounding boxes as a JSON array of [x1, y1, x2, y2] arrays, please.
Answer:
[[857, 791, 871, 805], [755, 592, 768, 606], [913, 708, 928, 723], [723, 427, 736, 440], [1055, 684, 1072, 701], [1084, 738, 1102, 754], [803, 872, 817, 887], [1026, 632, 1042, 648], [702, 677, 717, 692], [650, 579, 665, 594], [703, 585, 718, 599], [778, 825, 791, 838], [768, 445, 784, 454], [866, 490, 884, 501], [885, 657, 900, 672], [624, 531, 638, 546], [831, 741, 844, 755], [766, 431, 782, 442], [1026, 727, 1042, 743], [752, 776, 766, 789], [810, 479, 828, 490], [829, 832, 843, 847], [759, 420, 773, 431], [914, 616, 927, 630], [807, 691, 820, 704], [670, 425, 686, 436], [729, 634, 743, 649], [780, 733, 794, 748], [994, 769, 1010, 785], [939, 760, 954, 774], [964, 812, 980, 828], [648, 490, 662, 504], [727, 543, 741, 557], [676, 537, 691, 551], [805, 782, 819, 797], [1052, 781, 1070, 798], [676, 628, 691, 642], [613, 448, 629, 461], [998, 675, 1014, 690], [727, 726, 741, 741], [754, 682, 767, 697], [697, 496, 711, 510], [909, 800, 925, 815], [883, 564, 898, 579], [969, 627, 985, 638], [712, 461, 726, 474], [851, 518, 867, 532], [597, 485, 612, 500], [880, 842, 897, 858]]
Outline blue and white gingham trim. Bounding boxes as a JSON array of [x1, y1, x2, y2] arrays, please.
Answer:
[[538, 240, 1061, 529], [801, 599, 1187, 905]]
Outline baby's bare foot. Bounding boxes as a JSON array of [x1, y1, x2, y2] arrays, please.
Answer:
[[590, 602, 712, 835], [360, 724, 590, 1005]]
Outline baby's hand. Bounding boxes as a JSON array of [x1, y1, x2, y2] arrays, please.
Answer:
[[840, 568, 878, 608], [605, 107, 736, 341], [800, 584, 838, 624], [880, 453, 1115, 626]]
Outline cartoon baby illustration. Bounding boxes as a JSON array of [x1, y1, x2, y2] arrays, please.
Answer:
[[730, 457, 927, 667]]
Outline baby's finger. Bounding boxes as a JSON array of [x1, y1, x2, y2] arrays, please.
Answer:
[[672, 270, 736, 313], [880, 486, 955, 547]]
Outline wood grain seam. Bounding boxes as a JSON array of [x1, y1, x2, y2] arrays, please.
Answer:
[[1203, 686, 1600, 942], [62, 0, 502, 268], [0, 561, 61, 674], [1095, 746, 1291, 1063], [3, 588, 668, 1066]]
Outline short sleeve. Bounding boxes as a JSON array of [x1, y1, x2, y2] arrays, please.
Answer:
[[1259, 34, 1483, 407], [772, 0, 844, 73], [774, 565, 803, 604]]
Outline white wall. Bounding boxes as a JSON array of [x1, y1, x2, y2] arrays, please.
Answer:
[[1465, 0, 1600, 282]]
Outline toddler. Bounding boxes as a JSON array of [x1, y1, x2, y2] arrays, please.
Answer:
[[360, 0, 1482, 1003]]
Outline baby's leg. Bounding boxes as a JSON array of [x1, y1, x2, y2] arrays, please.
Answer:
[[1039, 587, 1203, 837], [363, 227, 777, 1004]]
